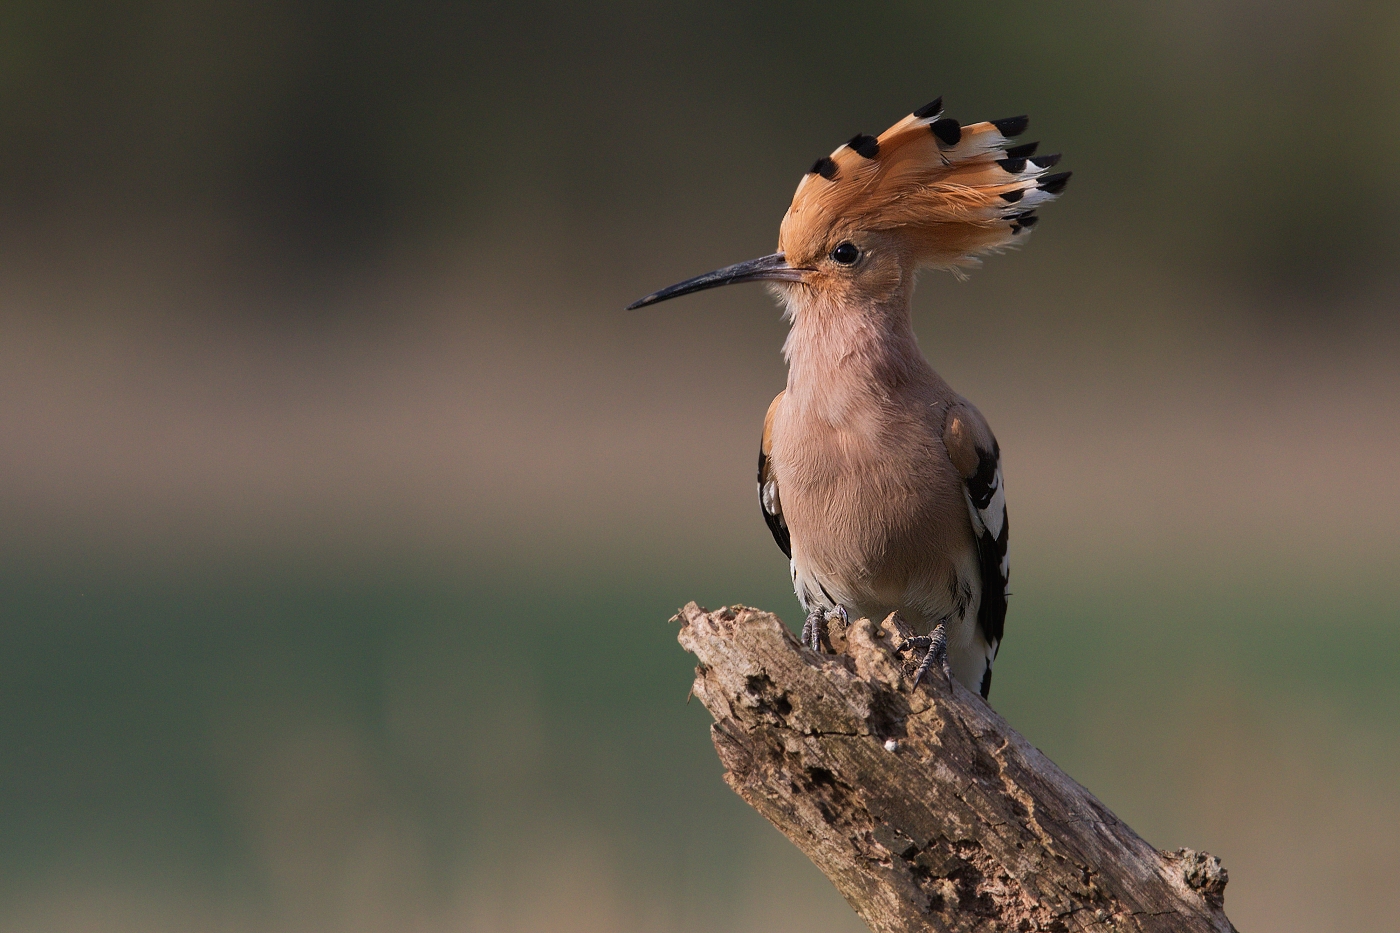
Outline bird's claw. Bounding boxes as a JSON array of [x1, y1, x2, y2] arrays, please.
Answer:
[[898, 621, 953, 688], [801, 605, 848, 653]]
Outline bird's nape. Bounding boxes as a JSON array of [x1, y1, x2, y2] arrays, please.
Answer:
[[625, 252, 805, 309]]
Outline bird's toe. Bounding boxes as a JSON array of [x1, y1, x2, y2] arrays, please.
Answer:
[[907, 622, 951, 690], [802, 606, 826, 652]]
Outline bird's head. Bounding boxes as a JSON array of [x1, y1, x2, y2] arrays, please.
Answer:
[[627, 98, 1069, 313]]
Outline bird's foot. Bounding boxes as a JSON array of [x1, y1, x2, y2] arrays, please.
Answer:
[[801, 604, 848, 653], [898, 621, 953, 688], [801, 607, 824, 651]]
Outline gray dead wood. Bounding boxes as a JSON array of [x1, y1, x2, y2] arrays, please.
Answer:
[[675, 602, 1237, 933]]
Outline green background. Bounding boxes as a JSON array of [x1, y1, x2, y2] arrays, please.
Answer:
[[1, 3, 1397, 931]]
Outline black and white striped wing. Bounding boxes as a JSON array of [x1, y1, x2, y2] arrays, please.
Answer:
[[943, 402, 1009, 698], [963, 440, 1009, 659], [758, 390, 791, 558]]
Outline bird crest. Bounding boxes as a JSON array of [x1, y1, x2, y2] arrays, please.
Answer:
[[779, 98, 1070, 272]]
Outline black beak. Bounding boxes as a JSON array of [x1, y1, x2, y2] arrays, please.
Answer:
[[626, 252, 806, 309]]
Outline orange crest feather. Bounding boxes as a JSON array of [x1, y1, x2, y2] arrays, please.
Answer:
[[778, 99, 1069, 270]]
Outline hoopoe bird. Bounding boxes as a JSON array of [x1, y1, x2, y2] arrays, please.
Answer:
[[629, 98, 1069, 698]]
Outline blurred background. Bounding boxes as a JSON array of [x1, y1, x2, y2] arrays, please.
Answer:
[[1, 2, 1397, 931]]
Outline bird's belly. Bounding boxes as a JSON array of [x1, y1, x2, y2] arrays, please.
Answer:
[[786, 477, 990, 692], [783, 463, 977, 632]]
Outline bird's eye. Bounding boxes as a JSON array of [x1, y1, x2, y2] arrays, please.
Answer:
[[830, 242, 860, 265]]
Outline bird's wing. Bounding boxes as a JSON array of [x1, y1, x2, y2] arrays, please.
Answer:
[[942, 400, 1009, 663], [758, 390, 791, 558]]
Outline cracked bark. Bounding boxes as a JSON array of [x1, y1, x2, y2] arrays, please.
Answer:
[[675, 603, 1237, 933]]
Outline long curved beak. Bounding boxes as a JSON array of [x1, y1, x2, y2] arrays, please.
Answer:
[[626, 252, 806, 309]]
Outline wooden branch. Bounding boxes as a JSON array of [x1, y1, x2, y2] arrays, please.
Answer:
[[675, 603, 1237, 933]]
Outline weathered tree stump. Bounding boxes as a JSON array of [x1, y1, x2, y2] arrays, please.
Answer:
[[675, 602, 1236, 933]]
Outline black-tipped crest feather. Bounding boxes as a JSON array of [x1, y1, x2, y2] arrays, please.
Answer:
[[912, 97, 943, 119], [991, 115, 1029, 137], [809, 156, 838, 179], [930, 118, 962, 146], [773, 97, 1071, 276], [846, 134, 880, 159]]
